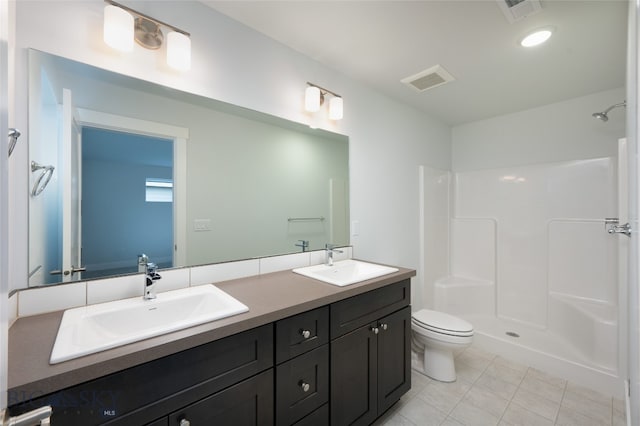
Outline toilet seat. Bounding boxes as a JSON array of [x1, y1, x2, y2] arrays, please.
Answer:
[[412, 309, 473, 337]]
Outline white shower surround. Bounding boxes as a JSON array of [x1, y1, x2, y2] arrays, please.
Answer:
[[421, 158, 623, 397]]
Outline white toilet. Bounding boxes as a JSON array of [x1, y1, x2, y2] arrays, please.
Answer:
[[411, 309, 474, 382]]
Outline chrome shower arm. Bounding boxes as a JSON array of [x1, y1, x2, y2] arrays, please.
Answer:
[[602, 101, 626, 114]]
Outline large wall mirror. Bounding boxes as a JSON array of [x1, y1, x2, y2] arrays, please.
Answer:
[[28, 49, 349, 287]]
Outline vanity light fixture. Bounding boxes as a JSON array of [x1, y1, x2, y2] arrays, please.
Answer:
[[103, 0, 191, 71], [305, 82, 344, 120]]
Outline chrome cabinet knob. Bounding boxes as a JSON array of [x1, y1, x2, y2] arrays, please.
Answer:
[[300, 329, 311, 339], [380, 323, 388, 331], [180, 419, 191, 426], [299, 380, 310, 392], [371, 326, 379, 335]]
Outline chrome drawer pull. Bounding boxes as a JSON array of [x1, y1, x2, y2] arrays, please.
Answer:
[[380, 323, 388, 331], [371, 326, 379, 335], [179, 419, 191, 426], [299, 380, 310, 392], [300, 329, 311, 339]]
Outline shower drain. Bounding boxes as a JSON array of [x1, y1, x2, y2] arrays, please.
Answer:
[[505, 331, 520, 338]]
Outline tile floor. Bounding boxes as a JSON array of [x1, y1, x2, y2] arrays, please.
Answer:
[[374, 346, 626, 426]]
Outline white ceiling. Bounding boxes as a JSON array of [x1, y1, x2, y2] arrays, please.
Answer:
[[203, 0, 627, 126]]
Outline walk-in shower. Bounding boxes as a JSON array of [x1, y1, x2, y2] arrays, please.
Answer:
[[592, 100, 627, 122], [420, 156, 623, 398]]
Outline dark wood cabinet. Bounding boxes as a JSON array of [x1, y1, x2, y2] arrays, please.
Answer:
[[168, 370, 274, 426], [275, 307, 329, 364], [276, 346, 329, 425], [9, 325, 274, 426], [275, 308, 330, 425], [292, 405, 329, 426], [10, 278, 411, 426], [330, 322, 378, 426], [330, 281, 411, 426], [377, 307, 411, 414], [330, 279, 410, 339]]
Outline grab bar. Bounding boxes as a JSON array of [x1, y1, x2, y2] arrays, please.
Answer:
[[288, 217, 325, 222], [8, 128, 20, 157], [30, 161, 55, 197]]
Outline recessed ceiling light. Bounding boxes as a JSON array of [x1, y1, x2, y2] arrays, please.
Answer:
[[520, 28, 553, 47]]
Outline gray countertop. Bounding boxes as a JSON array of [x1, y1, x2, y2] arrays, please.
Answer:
[[8, 265, 415, 398]]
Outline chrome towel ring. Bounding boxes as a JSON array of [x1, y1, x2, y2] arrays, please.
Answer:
[[31, 161, 55, 197]]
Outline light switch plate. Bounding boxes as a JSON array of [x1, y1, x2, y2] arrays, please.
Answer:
[[194, 219, 211, 231]]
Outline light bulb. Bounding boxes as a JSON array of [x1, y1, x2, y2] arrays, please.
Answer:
[[305, 86, 321, 112], [104, 5, 134, 52], [520, 29, 553, 47], [329, 97, 343, 120], [167, 31, 191, 71]]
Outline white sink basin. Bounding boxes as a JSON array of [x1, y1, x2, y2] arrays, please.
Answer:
[[293, 259, 399, 286], [50, 285, 249, 364]]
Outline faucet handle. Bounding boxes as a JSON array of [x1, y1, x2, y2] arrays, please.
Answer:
[[325, 243, 343, 253]]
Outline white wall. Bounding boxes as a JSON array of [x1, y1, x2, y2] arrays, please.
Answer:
[[452, 88, 625, 172], [10, 0, 451, 292]]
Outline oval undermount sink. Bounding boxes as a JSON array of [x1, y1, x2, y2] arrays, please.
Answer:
[[50, 285, 249, 364], [292, 259, 399, 287]]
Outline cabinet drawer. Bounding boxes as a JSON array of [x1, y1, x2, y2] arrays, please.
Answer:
[[276, 345, 329, 426], [292, 404, 328, 426], [12, 325, 273, 426], [330, 280, 410, 338], [275, 307, 329, 364], [169, 369, 274, 426]]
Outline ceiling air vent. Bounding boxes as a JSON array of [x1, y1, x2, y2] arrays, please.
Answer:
[[401, 65, 455, 93], [497, 0, 542, 23]]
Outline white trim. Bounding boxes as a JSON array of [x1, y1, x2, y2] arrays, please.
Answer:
[[626, 0, 639, 423], [77, 109, 189, 140], [76, 108, 188, 268], [0, 0, 9, 411]]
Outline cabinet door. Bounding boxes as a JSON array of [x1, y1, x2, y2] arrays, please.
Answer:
[[377, 306, 411, 414], [168, 370, 274, 426], [330, 323, 377, 426]]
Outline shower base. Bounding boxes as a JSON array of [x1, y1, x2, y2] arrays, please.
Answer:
[[464, 314, 623, 399]]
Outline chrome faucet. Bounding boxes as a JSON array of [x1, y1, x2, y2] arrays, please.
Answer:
[[325, 243, 343, 266], [138, 254, 149, 273], [139, 254, 162, 300], [295, 240, 309, 252]]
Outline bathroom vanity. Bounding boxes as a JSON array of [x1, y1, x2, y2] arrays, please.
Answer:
[[7, 266, 414, 425]]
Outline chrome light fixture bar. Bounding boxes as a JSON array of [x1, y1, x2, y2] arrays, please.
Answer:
[[305, 82, 344, 120], [104, 0, 191, 71]]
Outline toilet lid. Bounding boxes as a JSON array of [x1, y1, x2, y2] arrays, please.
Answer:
[[412, 309, 474, 335]]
